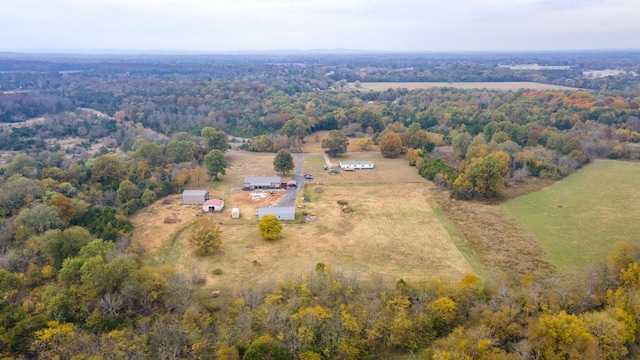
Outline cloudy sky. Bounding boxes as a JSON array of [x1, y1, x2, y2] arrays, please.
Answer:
[[0, 0, 638, 52]]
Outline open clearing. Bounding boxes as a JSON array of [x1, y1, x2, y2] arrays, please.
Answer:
[[502, 160, 640, 271], [131, 150, 478, 291], [355, 82, 577, 91]]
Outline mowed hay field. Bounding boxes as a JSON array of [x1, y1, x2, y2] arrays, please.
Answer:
[[131, 149, 477, 290], [502, 160, 640, 271], [355, 82, 577, 91]]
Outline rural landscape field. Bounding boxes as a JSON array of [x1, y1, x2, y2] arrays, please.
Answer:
[[3, 48, 640, 358], [131, 143, 479, 290]]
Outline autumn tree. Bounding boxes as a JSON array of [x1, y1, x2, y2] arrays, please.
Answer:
[[133, 140, 164, 167], [91, 155, 125, 188], [281, 116, 311, 142], [15, 204, 64, 237], [117, 179, 139, 203], [406, 149, 423, 167], [201, 127, 229, 152], [5, 153, 37, 178], [259, 215, 282, 240], [273, 149, 294, 174], [379, 132, 403, 158], [204, 149, 226, 180], [48, 195, 77, 226], [408, 130, 435, 151], [452, 153, 505, 199], [355, 137, 374, 151], [141, 189, 157, 206], [189, 216, 222, 255], [165, 140, 194, 163], [41, 226, 92, 269], [321, 130, 349, 157], [358, 109, 384, 133], [530, 311, 599, 359], [243, 335, 293, 360]]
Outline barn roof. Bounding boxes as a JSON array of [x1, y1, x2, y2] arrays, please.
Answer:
[[183, 190, 209, 196], [258, 206, 295, 218], [203, 198, 224, 206]]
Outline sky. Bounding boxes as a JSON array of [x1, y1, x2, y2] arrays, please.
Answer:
[[0, 0, 639, 52]]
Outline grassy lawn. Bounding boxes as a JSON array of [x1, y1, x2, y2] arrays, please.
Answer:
[[502, 160, 640, 271]]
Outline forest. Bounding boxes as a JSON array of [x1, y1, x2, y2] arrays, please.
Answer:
[[1, 51, 640, 359]]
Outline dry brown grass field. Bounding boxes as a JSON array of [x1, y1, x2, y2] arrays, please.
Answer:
[[355, 82, 577, 91], [131, 142, 479, 292]]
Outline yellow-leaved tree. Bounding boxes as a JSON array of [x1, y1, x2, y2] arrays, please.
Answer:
[[259, 215, 282, 240], [189, 216, 222, 255]]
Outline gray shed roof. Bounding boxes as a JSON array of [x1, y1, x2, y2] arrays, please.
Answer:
[[244, 176, 281, 186], [182, 190, 209, 196], [258, 206, 295, 220]]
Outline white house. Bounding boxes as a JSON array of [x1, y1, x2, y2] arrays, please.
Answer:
[[202, 198, 224, 212], [339, 160, 374, 170], [231, 207, 240, 219]]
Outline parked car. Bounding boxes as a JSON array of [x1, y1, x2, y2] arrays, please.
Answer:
[[304, 174, 314, 179]]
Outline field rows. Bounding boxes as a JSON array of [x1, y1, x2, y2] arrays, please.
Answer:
[[354, 81, 578, 91]]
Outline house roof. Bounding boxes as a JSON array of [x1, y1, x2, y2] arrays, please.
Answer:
[[244, 176, 282, 185], [339, 160, 374, 165], [203, 198, 224, 207], [183, 190, 209, 196]]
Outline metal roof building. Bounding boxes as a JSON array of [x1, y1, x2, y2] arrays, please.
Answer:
[[257, 206, 295, 221], [243, 176, 282, 190], [182, 190, 210, 204]]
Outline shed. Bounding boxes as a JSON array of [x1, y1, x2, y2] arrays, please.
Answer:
[[257, 206, 295, 221], [339, 160, 374, 170], [231, 207, 240, 219], [182, 190, 210, 204], [202, 198, 224, 212], [244, 176, 282, 190]]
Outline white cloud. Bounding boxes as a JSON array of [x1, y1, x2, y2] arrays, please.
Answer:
[[0, 0, 638, 51]]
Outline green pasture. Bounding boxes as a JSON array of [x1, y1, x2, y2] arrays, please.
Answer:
[[502, 160, 640, 271]]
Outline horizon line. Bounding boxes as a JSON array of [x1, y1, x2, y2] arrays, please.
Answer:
[[2, 48, 640, 56]]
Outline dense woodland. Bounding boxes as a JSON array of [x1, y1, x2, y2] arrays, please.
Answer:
[[2, 52, 640, 358]]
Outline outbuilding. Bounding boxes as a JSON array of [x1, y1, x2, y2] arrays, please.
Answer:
[[339, 160, 374, 170], [231, 207, 240, 219], [202, 198, 224, 212], [243, 176, 282, 190], [182, 190, 210, 204], [257, 206, 295, 221]]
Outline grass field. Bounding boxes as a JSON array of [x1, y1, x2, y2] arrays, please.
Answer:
[[131, 148, 479, 291], [502, 160, 640, 271], [355, 82, 577, 91]]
